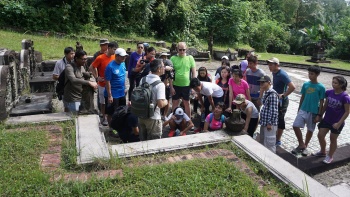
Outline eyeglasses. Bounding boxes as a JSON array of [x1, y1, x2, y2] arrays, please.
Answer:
[[138, 46, 144, 49], [178, 49, 186, 51], [79, 58, 88, 61]]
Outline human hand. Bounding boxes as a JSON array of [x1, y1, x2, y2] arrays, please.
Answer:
[[226, 107, 232, 113], [267, 124, 272, 131], [171, 87, 176, 96], [332, 122, 341, 130]]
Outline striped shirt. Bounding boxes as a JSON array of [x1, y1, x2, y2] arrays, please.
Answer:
[[259, 88, 279, 126]]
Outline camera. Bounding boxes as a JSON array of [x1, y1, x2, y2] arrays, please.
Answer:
[[140, 59, 150, 64]]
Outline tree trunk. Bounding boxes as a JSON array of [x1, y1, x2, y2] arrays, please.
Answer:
[[208, 32, 214, 58]]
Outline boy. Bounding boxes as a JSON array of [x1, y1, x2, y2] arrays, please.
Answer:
[[292, 65, 325, 156], [258, 75, 279, 153], [163, 107, 194, 137]]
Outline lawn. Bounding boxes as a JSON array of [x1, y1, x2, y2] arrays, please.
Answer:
[[0, 122, 302, 196]]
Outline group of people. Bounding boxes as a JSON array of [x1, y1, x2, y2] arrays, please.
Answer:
[[52, 40, 349, 164]]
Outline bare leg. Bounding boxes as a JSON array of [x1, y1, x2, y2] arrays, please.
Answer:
[[317, 128, 329, 154], [293, 127, 305, 148], [183, 99, 191, 118], [328, 133, 339, 158], [304, 130, 313, 147], [172, 99, 180, 112], [276, 128, 283, 141]]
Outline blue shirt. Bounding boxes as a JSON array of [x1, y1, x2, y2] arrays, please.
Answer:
[[104, 61, 126, 98], [272, 69, 291, 94], [300, 81, 326, 114]]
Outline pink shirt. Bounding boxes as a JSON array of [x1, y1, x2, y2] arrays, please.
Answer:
[[228, 78, 249, 100], [205, 113, 223, 130]]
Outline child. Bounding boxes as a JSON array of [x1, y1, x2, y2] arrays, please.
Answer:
[[203, 102, 226, 132], [258, 75, 279, 153], [216, 66, 230, 110], [313, 76, 350, 164], [163, 107, 194, 137], [215, 59, 230, 80], [226, 67, 251, 112], [291, 65, 325, 156], [192, 67, 212, 114], [233, 94, 259, 138]]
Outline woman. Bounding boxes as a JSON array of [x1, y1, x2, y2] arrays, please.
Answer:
[[226, 67, 251, 112], [203, 102, 226, 132], [233, 94, 259, 137]]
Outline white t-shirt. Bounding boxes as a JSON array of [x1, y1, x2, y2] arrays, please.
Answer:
[[166, 113, 190, 124], [240, 100, 259, 118], [145, 74, 166, 120], [53, 57, 68, 76], [200, 82, 224, 98]]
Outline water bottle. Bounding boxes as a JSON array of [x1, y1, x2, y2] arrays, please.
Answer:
[[201, 113, 206, 122], [175, 129, 181, 136], [149, 103, 155, 117]]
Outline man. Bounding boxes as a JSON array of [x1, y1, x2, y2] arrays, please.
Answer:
[[90, 42, 118, 126], [163, 107, 194, 137], [258, 75, 279, 153], [246, 55, 266, 110], [170, 42, 196, 117], [92, 38, 109, 61], [138, 59, 168, 140], [63, 50, 98, 113], [128, 42, 145, 100], [52, 47, 75, 80], [159, 52, 174, 120], [267, 57, 296, 146], [104, 48, 128, 125]]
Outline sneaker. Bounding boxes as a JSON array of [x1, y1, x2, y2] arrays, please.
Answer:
[[291, 146, 305, 155], [276, 141, 282, 146], [190, 126, 195, 131], [180, 132, 187, 136], [194, 128, 201, 133], [311, 151, 326, 157], [102, 118, 109, 126], [301, 148, 309, 156], [168, 130, 176, 137], [323, 155, 333, 164]]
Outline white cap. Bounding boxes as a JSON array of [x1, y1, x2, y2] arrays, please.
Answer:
[[267, 57, 279, 64], [174, 108, 184, 117], [160, 52, 170, 57], [221, 56, 229, 60], [115, 48, 128, 56]]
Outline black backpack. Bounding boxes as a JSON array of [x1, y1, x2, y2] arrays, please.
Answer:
[[130, 76, 162, 118], [110, 105, 129, 132], [55, 69, 67, 100]]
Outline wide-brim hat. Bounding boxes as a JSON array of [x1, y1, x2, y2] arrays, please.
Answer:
[[99, 38, 109, 45]]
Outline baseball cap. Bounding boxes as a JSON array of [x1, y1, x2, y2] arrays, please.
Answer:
[[115, 48, 128, 56], [267, 57, 279, 64], [99, 38, 109, 45], [233, 94, 246, 105], [257, 75, 272, 83], [160, 52, 170, 57], [221, 56, 229, 60], [174, 107, 184, 118]]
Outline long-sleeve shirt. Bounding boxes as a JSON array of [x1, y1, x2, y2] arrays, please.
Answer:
[[259, 88, 279, 126], [63, 63, 90, 102]]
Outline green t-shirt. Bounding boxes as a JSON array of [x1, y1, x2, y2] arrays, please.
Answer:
[[170, 55, 195, 86], [300, 81, 326, 114]]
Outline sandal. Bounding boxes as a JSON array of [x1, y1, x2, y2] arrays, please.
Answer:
[[311, 151, 326, 157]]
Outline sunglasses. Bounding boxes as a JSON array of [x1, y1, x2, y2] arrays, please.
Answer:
[[178, 49, 186, 51], [138, 46, 144, 49]]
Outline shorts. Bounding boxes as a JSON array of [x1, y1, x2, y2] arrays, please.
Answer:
[[105, 96, 126, 116], [98, 86, 106, 104], [138, 118, 162, 140], [172, 85, 191, 101], [278, 97, 289, 130], [293, 110, 316, 132], [318, 120, 344, 134]]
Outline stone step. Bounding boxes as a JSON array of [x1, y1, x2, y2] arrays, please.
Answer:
[[76, 115, 110, 164], [232, 135, 337, 197], [6, 112, 72, 125], [111, 130, 231, 158]]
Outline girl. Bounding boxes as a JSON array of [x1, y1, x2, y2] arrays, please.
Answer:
[[203, 102, 226, 132], [233, 94, 259, 138], [216, 66, 230, 111], [226, 67, 251, 112], [215, 61, 230, 80], [313, 76, 350, 164], [192, 67, 212, 114]]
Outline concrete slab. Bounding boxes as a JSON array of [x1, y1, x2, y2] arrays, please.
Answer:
[[6, 112, 72, 125], [329, 183, 350, 197], [10, 92, 53, 116], [76, 115, 110, 164], [111, 130, 231, 158], [232, 135, 337, 197]]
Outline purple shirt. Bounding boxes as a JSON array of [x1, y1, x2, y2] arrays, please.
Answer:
[[128, 51, 144, 78], [323, 89, 350, 125]]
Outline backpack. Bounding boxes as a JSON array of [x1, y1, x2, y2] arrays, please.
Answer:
[[130, 76, 162, 118], [55, 64, 76, 100], [209, 113, 226, 128], [110, 105, 129, 132]]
